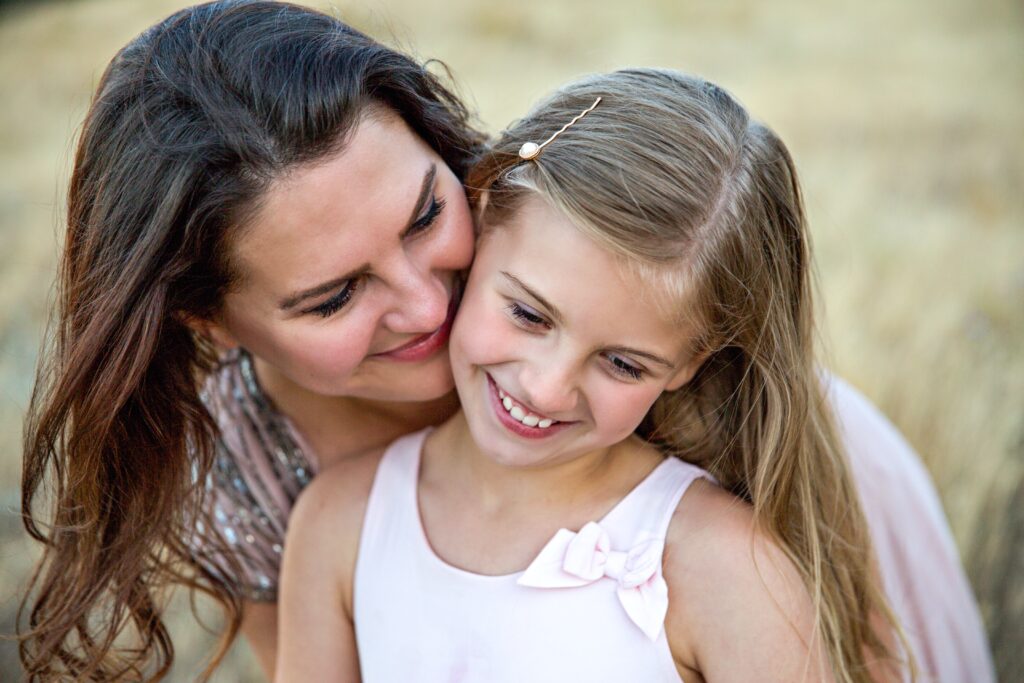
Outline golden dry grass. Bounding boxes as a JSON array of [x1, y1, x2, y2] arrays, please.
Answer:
[[1, 0, 1021, 680]]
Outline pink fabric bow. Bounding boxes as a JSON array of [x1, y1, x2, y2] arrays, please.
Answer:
[[517, 521, 669, 640]]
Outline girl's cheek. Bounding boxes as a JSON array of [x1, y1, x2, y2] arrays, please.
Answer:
[[591, 384, 664, 441], [453, 306, 513, 368]]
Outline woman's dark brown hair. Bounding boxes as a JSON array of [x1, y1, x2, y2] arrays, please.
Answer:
[[18, 1, 483, 679]]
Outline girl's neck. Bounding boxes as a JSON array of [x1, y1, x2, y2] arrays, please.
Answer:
[[252, 355, 460, 469], [416, 412, 667, 578], [426, 412, 639, 515]]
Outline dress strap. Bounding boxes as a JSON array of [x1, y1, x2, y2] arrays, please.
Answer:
[[368, 428, 430, 507], [601, 457, 713, 542]]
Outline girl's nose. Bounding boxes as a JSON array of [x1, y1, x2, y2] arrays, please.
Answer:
[[518, 361, 579, 418]]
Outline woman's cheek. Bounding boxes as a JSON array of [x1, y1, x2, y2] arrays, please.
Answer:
[[286, 325, 374, 387], [439, 193, 475, 272]]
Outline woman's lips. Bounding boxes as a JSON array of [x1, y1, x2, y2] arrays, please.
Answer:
[[486, 374, 575, 440], [372, 286, 460, 362]]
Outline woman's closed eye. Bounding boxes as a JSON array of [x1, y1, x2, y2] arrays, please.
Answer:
[[305, 279, 361, 318], [303, 196, 446, 319], [404, 195, 446, 238]]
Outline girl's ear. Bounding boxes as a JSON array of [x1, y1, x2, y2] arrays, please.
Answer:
[[179, 313, 240, 351]]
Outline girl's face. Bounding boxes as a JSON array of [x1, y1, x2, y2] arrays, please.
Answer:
[[209, 108, 474, 403], [449, 194, 701, 469]]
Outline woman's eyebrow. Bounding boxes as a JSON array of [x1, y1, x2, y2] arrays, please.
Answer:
[[278, 164, 437, 311]]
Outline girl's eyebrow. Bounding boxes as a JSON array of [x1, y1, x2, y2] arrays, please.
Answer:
[[499, 271, 676, 370], [278, 164, 437, 311]]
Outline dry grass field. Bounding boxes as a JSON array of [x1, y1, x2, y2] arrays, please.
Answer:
[[1, 0, 1021, 680]]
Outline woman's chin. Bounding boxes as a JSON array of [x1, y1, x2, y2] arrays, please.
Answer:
[[346, 359, 457, 404]]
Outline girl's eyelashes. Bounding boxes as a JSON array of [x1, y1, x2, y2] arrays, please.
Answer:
[[506, 300, 645, 380], [306, 279, 360, 318], [506, 301, 550, 329], [406, 195, 446, 237], [606, 354, 644, 380]]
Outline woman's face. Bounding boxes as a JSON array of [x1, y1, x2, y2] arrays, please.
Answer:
[[211, 108, 474, 403], [449, 195, 701, 469]]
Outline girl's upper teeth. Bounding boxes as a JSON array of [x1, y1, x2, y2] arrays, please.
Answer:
[[498, 387, 555, 429]]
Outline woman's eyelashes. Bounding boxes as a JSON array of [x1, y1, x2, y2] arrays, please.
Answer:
[[506, 301, 647, 381], [307, 279, 360, 318], [405, 195, 446, 238], [304, 196, 446, 319]]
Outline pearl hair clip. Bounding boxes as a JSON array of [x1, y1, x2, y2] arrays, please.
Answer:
[[518, 96, 603, 161]]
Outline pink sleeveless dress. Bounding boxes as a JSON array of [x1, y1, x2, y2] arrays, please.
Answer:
[[354, 429, 710, 682]]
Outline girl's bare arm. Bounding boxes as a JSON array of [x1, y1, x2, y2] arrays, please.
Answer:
[[273, 450, 382, 683]]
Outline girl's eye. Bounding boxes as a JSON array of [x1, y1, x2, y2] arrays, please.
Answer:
[[406, 195, 447, 237], [507, 302, 550, 329], [606, 354, 644, 380], [306, 279, 360, 318]]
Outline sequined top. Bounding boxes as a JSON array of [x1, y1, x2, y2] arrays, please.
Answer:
[[195, 349, 318, 601]]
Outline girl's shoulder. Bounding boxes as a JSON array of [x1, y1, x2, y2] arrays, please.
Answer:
[[661, 481, 825, 678], [279, 444, 389, 624], [289, 445, 386, 548], [663, 477, 764, 589]]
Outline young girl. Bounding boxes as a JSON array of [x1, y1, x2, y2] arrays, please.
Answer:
[[275, 69, 909, 681]]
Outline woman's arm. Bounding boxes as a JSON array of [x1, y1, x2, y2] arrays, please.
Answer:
[[663, 480, 835, 683], [273, 450, 382, 683], [240, 601, 278, 680]]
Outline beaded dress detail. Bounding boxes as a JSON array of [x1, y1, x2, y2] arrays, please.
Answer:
[[193, 349, 318, 601]]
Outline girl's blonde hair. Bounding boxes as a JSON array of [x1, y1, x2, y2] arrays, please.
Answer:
[[468, 68, 912, 682]]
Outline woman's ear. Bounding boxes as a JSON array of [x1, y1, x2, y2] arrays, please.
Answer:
[[178, 313, 240, 351]]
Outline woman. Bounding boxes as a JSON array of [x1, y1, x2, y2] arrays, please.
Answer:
[[20, 1, 482, 679], [20, 1, 991, 681]]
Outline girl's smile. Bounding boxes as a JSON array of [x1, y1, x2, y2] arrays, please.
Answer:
[[486, 373, 576, 439]]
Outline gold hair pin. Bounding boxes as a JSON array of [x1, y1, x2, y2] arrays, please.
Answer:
[[518, 96, 602, 161]]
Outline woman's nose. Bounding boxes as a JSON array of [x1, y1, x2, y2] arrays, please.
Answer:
[[380, 259, 450, 334]]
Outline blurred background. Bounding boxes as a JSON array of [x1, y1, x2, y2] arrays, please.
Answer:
[[1, 0, 1021, 680]]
